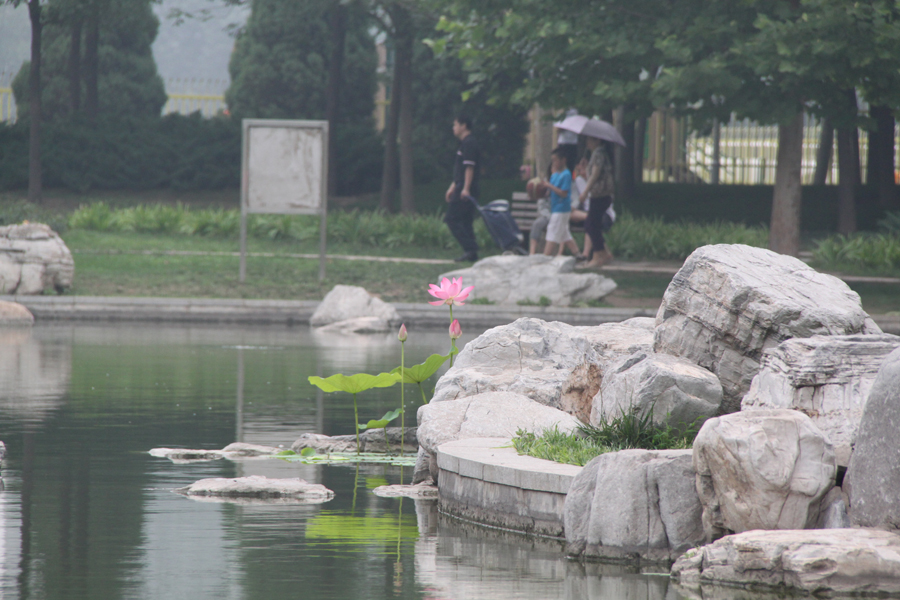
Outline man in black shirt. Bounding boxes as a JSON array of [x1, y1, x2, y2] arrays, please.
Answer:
[[444, 115, 480, 262]]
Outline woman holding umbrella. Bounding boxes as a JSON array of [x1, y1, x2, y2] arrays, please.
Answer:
[[554, 114, 624, 269]]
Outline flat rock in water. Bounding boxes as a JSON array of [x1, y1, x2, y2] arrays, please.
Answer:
[[846, 347, 900, 530], [441, 254, 616, 306], [372, 483, 438, 499], [310, 285, 399, 327], [291, 428, 418, 454], [693, 409, 836, 541], [431, 317, 654, 422], [671, 528, 900, 597], [742, 334, 900, 466], [176, 475, 334, 503], [150, 443, 281, 463], [654, 244, 878, 413], [314, 315, 393, 333]]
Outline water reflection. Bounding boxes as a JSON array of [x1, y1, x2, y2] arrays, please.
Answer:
[[0, 323, 695, 600]]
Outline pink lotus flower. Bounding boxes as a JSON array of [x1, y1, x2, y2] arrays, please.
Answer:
[[428, 277, 474, 307], [398, 323, 408, 342], [449, 319, 462, 340]]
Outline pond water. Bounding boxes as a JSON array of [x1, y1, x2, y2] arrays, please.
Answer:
[[0, 323, 692, 600]]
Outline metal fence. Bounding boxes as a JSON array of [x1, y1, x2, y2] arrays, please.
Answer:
[[0, 76, 228, 123], [644, 111, 894, 185], [161, 78, 228, 118], [0, 71, 17, 122]]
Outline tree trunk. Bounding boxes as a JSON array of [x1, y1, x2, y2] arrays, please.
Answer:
[[68, 16, 82, 113], [633, 117, 645, 186], [324, 2, 346, 198], [867, 105, 896, 209], [394, 8, 415, 214], [710, 118, 720, 184], [27, 0, 43, 202], [813, 119, 833, 185], [84, 5, 99, 122], [613, 106, 635, 202], [836, 125, 859, 234], [378, 46, 401, 212], [769, 113, 803, 256]]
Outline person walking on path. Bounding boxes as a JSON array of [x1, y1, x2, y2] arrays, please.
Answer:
[[577, 137, 616, 269], [444, 115, 481, 262], [543, 148, 581, 258]]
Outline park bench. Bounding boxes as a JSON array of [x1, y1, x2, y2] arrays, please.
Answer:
[[510, 191, 585, 244]]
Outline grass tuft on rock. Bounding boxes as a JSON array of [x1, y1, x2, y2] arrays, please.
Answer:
[[513, 408, 700, 467]]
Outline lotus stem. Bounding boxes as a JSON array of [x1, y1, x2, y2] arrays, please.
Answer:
[[352, 392, 360, 455], [400, 340, 406, 457]]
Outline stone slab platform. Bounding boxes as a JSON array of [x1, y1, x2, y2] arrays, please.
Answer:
[[436, 437, 581, 539]]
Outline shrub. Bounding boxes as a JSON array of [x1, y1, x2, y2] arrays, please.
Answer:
[[812, 233, 900, 273]]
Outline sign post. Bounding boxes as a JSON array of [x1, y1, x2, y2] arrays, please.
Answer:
[[240, 119, 329, 283]]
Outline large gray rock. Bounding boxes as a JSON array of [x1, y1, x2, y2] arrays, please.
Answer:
[[654, 244, 878, 413], [693, 409, 836, 541], [671, 529, 900, 596], [0, 223, 74, 294], [310, 285, 400, 330], [591, 351, 722, 432], [440, 254, 616, 306], [846, 347, 900, 530], [564, 449, 704, 563], [742, 334, 900, 466], [413, 390, 581, 483], [431, 317, 654, 422]]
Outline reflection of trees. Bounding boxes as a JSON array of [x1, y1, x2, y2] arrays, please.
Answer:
[[0, 326, 71, 425]]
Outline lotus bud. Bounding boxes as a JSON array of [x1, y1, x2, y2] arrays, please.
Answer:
[[449, 319, 462, 340], [398, 323, 408, 342]]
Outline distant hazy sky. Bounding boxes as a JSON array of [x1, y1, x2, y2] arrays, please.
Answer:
[[0, 0, 249, 93]]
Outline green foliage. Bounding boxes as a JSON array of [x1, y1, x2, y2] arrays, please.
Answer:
[[0, 114, 241, 192], [606, 212, 769, 261], [67, 203, 499, 250], [516, 295, 551, 307], [358, 408, 403, 431], [811, 233, 900, 274], [878, 211, 900, 236], [307, 372, 399, 395], [12, 0, 166, 122], [579, 408, 699, 452], [391, 351, 455, 385], [512, 428, 613, 467], [0, 199, 68, 233]]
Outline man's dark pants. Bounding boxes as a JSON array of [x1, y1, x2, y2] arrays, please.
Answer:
[[445, 196, 479, 255]]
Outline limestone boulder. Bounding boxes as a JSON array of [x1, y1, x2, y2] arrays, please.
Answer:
[[742, 334, 900, 466], [845, 347, 900, 530], [564, 449, 704, 563], [654, 244, 878, 413], [693, 409, 836, 541], [671, 529, 900, 597], [431, 317, 654, 422], [0, 223, 74, 294], [310, 285, 400, 329], [413, 391, 581, 483], [440, 254, 616, 306], [591, 351, 722, 432]]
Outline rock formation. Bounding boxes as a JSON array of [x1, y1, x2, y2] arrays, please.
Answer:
[[742, 334, 900, 466], [310, 285, 400, 331], [0, 223, 74, 294], [654, 244, 878, 413], [440, 254, 616, 306]]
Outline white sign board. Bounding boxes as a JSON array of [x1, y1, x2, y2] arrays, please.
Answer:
[[243, 120, 327, 215], [240, 119, 329, 282]]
